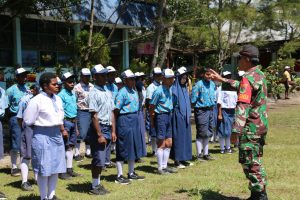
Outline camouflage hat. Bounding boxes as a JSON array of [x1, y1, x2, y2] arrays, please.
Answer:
[[239, 45, 259, 58]]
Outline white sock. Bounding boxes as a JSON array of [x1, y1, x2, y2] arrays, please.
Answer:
[[47, 174, 58, 199], [37, 175, 48, 200], [116, 161, 124, 177], [157, 148, 164, 170], [203, 138, 209, 155], [20, 158, 30, 183], [66, 150, 73, 169], [92, 177, 100, 189], [219, 137, 225, 151], [225, 137, 231, 150], [10, 150, 18, 169], [195, 139, 203, 156], [111, 143, 116, 151], [162, 148, 170, 169], [128, 160, 135, 175], [34, 173, 38, 181], [85, 144, 91, 155], [74, 143, 80, 156], [151, 137, 157, 153]]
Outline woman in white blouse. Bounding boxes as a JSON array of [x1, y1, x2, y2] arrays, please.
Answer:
[[23, 72, 66, 200]]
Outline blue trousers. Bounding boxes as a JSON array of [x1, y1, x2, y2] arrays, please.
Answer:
[[76, 110, 92, 143], [9, 115, 21, 151]]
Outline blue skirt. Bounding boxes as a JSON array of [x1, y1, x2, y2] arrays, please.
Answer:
[[138, 110, 147, 157], [170, 108, 192, 161], [116, 113, 144, 161], [194, 108, 214, 139], [21, 126, 33, 159], [217, 108, 235, 138], [31, 126, 66, 176]]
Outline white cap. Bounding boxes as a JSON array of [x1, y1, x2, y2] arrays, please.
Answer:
[[177, 66, 187, 75], [163, 68, 175, 78], [285, 66, 290, 69], [115, 77, 122, 84], [15, 67, 29, 75], [61, 72, 75, 81], [222, 71, 231, 76], [57, 77, 62, 85], [81, 68, 91, 76], [238, 71, 245, 77], [121, 69, 135, 79], [106, 66, 116, 73], [134, 72, 146, 77], [92, 64, 108, 74], [153, 67, 162, 74]]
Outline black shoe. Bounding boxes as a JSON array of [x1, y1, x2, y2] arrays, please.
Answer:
[[85, 153, 92, 158], [67, 168, 83, 177], [157, 169, 170, 175], [0, 191, 7, 200], [89, 184, 109, 195], [197, 153, 205, 161], [49, 195, 60, 200], [163, 167, 177, 173], [203, 154, 215, 161], [128, 172, 145, 180], [11, 168, 21, 176], [59, 173, 72, 180], [105, 162, 116, 168], [174, 161, 186, 169], [180, 161, 194, 167], [21, 182, 33, 191], [115, 175, 131, 185], [147, 151, 156, 157], [74, 155, 84, 162]]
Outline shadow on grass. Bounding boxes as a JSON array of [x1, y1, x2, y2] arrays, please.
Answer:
[[102, 174, 118, 182], [78, 163, 91, 170], [17, 194, 40, 200], [4, 180, 22, 189], [135, 165, 157, 174], [175, 188, 241, 200], [66, 181, 90, 193], [0, 167, 11, 175]]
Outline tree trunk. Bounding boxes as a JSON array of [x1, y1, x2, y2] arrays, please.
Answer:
[[158, 20, 175, 68], [151, 0, 166, 68], [83, 0, 94, 67]]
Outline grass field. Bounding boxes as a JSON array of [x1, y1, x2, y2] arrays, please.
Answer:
[[1, 100, 300, 200]]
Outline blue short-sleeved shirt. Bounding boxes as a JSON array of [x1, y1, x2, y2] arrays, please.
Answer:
[[0, 87, 8, 118], [58, 88, 77, 118], [87, 85, 114, 125], [150, 85, 173, 113], [105, 83, 118, 101], [146, 81, 160, 100], [115, 86, 139, 114], [6, 84, 30, 114], [191, 80, 216, 108], [17, 93, 34, 119]]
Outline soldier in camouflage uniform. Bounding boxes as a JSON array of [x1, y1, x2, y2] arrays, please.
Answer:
[[210, 45, 268, 200]]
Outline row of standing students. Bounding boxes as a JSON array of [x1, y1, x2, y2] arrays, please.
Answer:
[[0, 65, 238, 200]]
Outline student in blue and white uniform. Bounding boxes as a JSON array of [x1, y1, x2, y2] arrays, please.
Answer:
[[23, 72, 66, 200], [87, 64, 117, 195], [115, 77, 123, 90], [104, 66, 118, 168], [216, 71, 237, 154], [0, 85, 8, 200], [58, 72, 82, 180], [146, 67, 162, 156], [191, 68, 216, 161], [114, 69, 145, 184], [6, 67, 30, 176], [74, 68, 94, 160], [17, 84, 40, 191], [170, 67, 193, 169], [150, 69, 177, 175]]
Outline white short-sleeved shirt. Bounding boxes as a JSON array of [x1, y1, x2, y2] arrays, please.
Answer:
[[23, 92, 64, 127], [146, 81, 160, 100], [216, 88, 238, 109]]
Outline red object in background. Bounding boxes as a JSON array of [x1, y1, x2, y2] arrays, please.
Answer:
[[27, 73, 36, 82], [137, 42, 154, 55]]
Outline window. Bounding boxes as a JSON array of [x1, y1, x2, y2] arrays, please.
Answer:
[[57, 52, 72, 66], [22, 50, 38, 67], [0, 49, 13, 66]]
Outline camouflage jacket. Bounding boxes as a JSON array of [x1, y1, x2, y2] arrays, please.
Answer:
[[227, 66, 268, 136]]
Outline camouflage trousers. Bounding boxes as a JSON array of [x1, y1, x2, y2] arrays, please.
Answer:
[[239, 133, 267, 192]]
